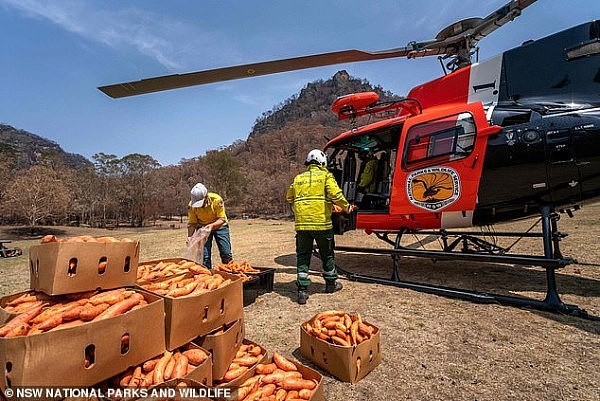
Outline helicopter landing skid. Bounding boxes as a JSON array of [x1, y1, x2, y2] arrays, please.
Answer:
[[333, 206, 596, 320]]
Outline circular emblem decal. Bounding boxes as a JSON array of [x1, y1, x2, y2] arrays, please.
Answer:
[[406, 167, 460, 211]]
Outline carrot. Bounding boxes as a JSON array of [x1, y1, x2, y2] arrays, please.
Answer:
[[62, 305, 85, 322], [88, 289, 127, 305], [0, 305, 43, 337], [275, 389, 287, 401], [358, 322, 373, 337], [30, 304, 66, 325], [284, 390, 299, 400], [49, 319, 85, 332], [298, 389, 313, 399], [7, 293, 39, 306], [241, 390, 262, 401], [262, 371, 302, 384], [119, 374, 133, 386], [128, 366, 143, 387], [281, 379, 317, 391], [248, 345, 263, 357], [261, 384, 277, 397], [140, 370, 154, 387], [98, 261, 108, 274], [142, 358, 159, 373], [350, 320, 359, 345], [167, 282, 198, 298], [343, 314, 352, 330], [182, 349, 208, 365], [5, 323, 29, 338], [331, 336, 350, 347], [153, 351, 173, 384], [163, 354, 177, 380], [223, 366, 248, 382], [93, 293, 144, 321], [273, 352, 297, 372], [335, 329, 348, 341], [233, 356, 259, 367], [79, 303, 110, 321], [256, 363, 277, 375], [173, 353, 189, 379]]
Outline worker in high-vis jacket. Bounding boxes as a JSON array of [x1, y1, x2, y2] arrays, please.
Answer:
[[286, 149, 356, 304]]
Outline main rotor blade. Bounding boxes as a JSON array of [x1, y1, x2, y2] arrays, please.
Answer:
[[98, 47, 410, 98]]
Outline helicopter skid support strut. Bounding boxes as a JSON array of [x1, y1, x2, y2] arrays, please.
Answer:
[[334, 206, 595, 319]]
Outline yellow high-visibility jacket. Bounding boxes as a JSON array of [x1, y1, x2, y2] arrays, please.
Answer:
[[286, 165, 350, 231], [359, 159, 378, 193]]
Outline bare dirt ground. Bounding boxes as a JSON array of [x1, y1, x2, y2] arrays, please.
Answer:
[[1, 205, 599, 401]]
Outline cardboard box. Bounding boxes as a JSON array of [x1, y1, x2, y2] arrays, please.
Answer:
[[0, 290, 165, 389], [29, 241, 140, 295], [193, 318, 244, 380], [212, 339, 268, 388], [300, 316, 381, 383], [140, 270, 243, 350]]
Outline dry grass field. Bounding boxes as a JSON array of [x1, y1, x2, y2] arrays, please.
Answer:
[[1, 204, 599, 400]]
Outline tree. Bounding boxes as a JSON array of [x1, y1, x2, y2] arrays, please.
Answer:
[[201, 149, 246, 206], [120, 153, 161, 226], [93, 153, 122, 227], [4, 165, 70, 226]]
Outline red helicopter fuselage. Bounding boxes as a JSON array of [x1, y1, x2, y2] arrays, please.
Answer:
[[325, 21, 600, 233]]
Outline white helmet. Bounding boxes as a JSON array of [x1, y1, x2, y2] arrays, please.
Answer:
[[306, 149, 327, 166]]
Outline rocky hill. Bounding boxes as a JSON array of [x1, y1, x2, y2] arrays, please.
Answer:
[[249, 70, 401, 138], [0, 124, 92, 170]]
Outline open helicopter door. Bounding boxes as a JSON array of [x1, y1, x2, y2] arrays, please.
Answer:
[[393, 102, 501, 229]]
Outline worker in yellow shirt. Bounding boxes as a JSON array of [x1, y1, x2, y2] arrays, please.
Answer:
[[187, 183, 233, 268]]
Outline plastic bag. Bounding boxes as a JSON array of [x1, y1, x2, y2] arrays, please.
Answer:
[[183, 226, 211, 264]]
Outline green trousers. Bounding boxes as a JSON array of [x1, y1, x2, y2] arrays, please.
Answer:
[[296, 229, 338, 289]]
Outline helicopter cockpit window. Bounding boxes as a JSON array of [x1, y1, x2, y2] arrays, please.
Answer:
[[405, 112, 476, 167]]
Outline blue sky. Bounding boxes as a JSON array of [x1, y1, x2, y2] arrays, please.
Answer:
[[0, 0, 598, 166]]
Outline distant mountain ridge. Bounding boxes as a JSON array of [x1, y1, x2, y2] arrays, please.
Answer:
[[0, 123, 92, 170]]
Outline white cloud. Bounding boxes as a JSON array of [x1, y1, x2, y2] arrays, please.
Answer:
[[0, 0, 238, 72]]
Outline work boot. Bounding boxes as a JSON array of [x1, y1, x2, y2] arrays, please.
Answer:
[[298, 289, 309, 305], [325, 281, 343, 294]]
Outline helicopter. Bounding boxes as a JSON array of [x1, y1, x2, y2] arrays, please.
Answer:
[[98, 0, 600, 318]]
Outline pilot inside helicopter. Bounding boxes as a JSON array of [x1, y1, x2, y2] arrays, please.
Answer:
[[357, 149, 379, 208]]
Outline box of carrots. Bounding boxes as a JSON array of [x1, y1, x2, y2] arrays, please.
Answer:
[[230, 351, 324, 401], [211, 339, 268, 388], [300, 310, 381, 383], [29, 235, 140, 295], [136, 258, 244, 350], [193, 318, 245, 379], [0, 288, 166, 389]]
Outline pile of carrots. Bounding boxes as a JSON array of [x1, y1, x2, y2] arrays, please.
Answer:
[[41, 235, 134, 244], [139, 270, 233, 298], [215, 260, 260, 274], [303, 310, 376, 347], [214, 343, 265, 384], [111, 347, 209, 387], [0, 289, 148, 338], [235, 352, 317, 401], [137, 260, 211, 282]]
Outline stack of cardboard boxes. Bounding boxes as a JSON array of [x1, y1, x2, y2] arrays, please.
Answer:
[[0, 236, 328, 401]]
